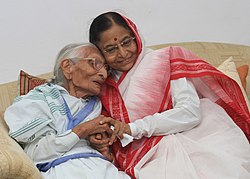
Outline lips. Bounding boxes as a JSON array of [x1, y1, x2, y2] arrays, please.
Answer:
[[117, 57, 132, 65], [93, 79, 104, 86]]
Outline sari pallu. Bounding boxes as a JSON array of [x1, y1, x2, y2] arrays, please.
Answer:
[[100, 46, 250, 178]]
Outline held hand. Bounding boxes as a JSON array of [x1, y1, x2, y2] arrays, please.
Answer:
[[72, 115, 112, 139], [88, 133, 114, 162], [100, 117, 131, 145], [88, 133, 110, 152]]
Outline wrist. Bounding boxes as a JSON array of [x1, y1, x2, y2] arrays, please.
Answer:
[[72, 125, 88, 139], [128, 123, 137, 137], [125, 124, 132, 135]]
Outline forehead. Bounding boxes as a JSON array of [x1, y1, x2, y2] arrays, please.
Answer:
[[99, 24, 131, 47], [78, 46, 104, 59]]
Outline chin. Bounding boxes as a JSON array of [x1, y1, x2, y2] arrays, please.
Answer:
[[120, 62, 134, 71], [92, 89, 101, 96]]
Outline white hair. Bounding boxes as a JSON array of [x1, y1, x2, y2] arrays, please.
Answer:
[[52, 42, 96, 85]]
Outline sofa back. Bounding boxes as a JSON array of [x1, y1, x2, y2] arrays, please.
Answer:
[[150, 41, 250, 67]]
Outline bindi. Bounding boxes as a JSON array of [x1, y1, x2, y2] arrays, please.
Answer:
[[114, 37, 117, 41]]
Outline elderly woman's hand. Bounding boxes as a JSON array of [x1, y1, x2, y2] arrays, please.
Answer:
[[100, 118, 131, 145], [88, 133, 114, 162], [72, 115, 112, 139], [88, 133, 110, 151]]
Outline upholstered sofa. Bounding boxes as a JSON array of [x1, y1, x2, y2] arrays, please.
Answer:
[[0, 42, 249, 178]]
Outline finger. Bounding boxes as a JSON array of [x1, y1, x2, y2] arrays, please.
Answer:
[[88, 136, 102, 144], [113, 122, 121, 137], [106, 153, 114, 162], [109, 133, 117, 145], [90, 137, 110, 146], [117, 129, 124, 139], [95, 133, 102, 140], [93, 142, 110, 150], [99, 117, 114, 125], [105, 127, 113, 136], [99, 137, 110, 145], [88, 133, 109, 144], [117, 124, 127, 139], [89, 123, 111, 135]]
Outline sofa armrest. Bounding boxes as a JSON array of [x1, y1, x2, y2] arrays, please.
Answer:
[[0, 115, 42, 179]]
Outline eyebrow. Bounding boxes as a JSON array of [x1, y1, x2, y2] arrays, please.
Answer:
[[104, 36, 131, 48]]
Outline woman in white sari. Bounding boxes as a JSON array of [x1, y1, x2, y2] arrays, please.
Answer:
[[88, 11, 250, 179], [4, 43, 130, 179]]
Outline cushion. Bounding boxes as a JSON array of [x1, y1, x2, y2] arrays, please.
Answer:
[[19, 70, 47, 96], [237, 65, 249, 91], [217, 57, 250, 110]]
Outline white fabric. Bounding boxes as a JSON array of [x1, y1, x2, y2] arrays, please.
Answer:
[[111, 126, 133, 147], [4, 84, 130, 179], [128, 78, 201, 139], [133, 98, 250, 179], [115, 71, 250, 178]]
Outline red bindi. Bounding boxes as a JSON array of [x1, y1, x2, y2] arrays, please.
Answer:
[[114, 37, 117, 41]]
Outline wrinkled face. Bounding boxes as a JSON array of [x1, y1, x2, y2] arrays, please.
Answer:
[[65, 47, 108, 98], [97, 24, 138, 72]]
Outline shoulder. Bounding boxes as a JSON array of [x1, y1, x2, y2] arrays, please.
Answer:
[[14, 83, 63, 103]]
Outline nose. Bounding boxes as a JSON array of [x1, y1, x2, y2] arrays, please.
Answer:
[[98, 66, 108, 80], [117, 45, 127, 58]]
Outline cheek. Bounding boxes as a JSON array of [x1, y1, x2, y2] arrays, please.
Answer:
[[104, 55, 115, 66], [132, 45, 138, 56], [72, 69, 89, 85]]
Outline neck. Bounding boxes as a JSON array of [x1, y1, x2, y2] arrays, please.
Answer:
[[63, 81, 89, 99]]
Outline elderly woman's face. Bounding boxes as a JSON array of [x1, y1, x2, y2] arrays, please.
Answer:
[[67, 47, 108, 98]]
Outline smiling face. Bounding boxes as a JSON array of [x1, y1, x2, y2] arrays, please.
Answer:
[[97, 24, 138, 72], [62, 46, 108, 98]]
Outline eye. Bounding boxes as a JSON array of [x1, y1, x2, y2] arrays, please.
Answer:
[[87, 59, 95, 68], [104, 46, 117, 54], [121, 38, 132, 47], [95, 59, 104, 70]]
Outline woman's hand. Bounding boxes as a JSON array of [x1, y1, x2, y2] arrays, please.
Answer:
[[72, 115, 112, 139], [100, 118, 131, 145], [88, 133, 111, 152], [88, 133, 114, 162]]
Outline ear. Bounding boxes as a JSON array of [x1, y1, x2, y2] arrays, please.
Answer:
[[61, 59, 73, 80]]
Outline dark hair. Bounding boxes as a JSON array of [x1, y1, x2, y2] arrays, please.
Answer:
[[89, 12, 133, 46]]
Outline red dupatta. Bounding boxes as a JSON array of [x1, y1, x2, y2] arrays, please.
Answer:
[[100, 12, 250, 178]]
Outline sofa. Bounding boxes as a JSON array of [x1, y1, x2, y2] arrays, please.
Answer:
[[0, 42, 249, 178]]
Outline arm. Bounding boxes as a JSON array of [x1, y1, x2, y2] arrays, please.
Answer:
[[89, 77, 201, 145], [129, 77, 201, 139], [25, 115, 113, 163], [25, 129, 79, 163]]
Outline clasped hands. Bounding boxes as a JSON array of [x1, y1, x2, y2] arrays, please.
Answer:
[[72, 115, 131, 162]]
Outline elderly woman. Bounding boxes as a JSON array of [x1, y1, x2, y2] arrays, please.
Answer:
[[4, 43, 130, 179]]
